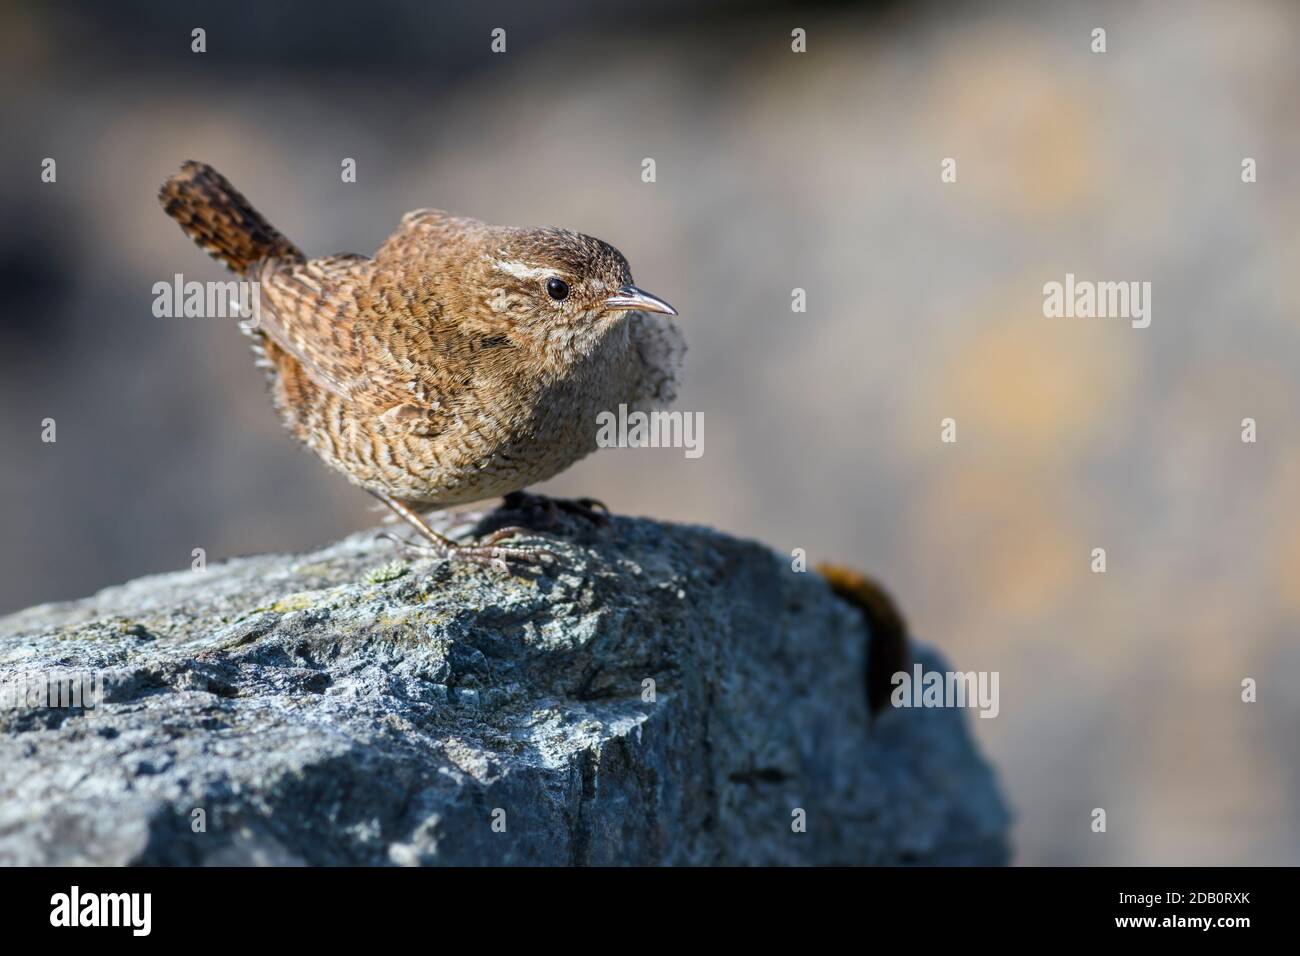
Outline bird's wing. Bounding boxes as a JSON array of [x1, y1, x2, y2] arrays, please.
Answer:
[[254, 253, 468, 421], [349, 271, 458, 414], [253, 253, 374, 400]]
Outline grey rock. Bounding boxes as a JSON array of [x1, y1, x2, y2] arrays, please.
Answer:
[[0, 511, 1010, 865]]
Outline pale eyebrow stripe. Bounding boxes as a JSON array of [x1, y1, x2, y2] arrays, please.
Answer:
[[492, 259, 556, 280]]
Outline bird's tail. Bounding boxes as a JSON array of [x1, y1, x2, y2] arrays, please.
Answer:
[[158, 161, 304, 275], [816, 563, 910, 718]]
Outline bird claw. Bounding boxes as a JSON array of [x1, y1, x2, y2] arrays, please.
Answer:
[[377, 528, 554, 573]]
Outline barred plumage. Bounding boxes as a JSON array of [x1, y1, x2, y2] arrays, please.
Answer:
[[159, 161, 684, 564]]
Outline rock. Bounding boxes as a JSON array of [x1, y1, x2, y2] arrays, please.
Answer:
[[0, 510, 1010, 865]]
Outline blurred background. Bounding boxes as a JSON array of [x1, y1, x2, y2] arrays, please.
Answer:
[[2, 0, 1298, 865]]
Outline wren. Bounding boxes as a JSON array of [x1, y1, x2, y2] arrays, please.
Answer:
[[159, 161, 683, 568]]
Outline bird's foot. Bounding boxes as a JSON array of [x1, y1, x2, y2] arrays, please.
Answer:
[[370, 490, 554, 572], [498, 491, 611, 530], [378, 527, 555, 573]]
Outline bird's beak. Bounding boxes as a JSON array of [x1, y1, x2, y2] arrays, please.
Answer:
[[604, 284, 678, 316]]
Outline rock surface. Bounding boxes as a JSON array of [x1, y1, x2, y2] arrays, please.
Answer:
[[0, 510, 1009, 865]]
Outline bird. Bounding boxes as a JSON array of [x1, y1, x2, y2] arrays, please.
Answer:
[[159, 161, 684, 568]]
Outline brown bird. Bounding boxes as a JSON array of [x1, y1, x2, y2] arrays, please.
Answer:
[[159, 161, 684, 568]]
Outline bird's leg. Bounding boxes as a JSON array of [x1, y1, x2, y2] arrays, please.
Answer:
[[499, 491, 611, 529], [371, 491, 552, 571]]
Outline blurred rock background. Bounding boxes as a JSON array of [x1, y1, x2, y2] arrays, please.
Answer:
[[1, 0, 1297, 865]]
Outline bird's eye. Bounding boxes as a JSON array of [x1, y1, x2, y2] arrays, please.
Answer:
[[546, 277, 569, 301]]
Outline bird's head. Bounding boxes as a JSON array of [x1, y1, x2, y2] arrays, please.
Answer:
[[479, 226, 676, 345]]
